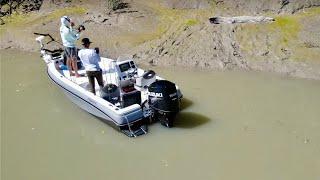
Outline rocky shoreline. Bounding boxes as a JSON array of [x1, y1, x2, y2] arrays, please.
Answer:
[[1, 0, 320, 80]]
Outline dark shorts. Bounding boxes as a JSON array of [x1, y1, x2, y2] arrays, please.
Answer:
[[64, 47, 77, 59]]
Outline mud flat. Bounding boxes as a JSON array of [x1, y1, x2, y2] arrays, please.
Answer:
[[1, 0, 320, 79]]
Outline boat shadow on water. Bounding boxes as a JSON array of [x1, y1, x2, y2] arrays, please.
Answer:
[[174, 112, 210, 129], [173, 98, 210, 129], [87, 97, 208, 134], [180, 98, 193, 110]]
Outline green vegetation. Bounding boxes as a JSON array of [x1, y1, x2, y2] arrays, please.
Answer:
[[267, 7, 320, 46], [104, 0, 214, 51], [104, 1, 207, 50], [235, 7, 320, 62], [1, 12, 31, 26], [267, 16, 301, 45], [42, 6, 87, 22], [2, 6, 86, 27], [105, 0, 123, 11], [137, 1, 208, 40], [302, 7, 320, 16], [0, 6, 86, 37], [47, 6, 86, 19], [185, 19, 199, 26]]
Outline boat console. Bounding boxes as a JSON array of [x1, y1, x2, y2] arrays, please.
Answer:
[[115, 60, 138, 87]]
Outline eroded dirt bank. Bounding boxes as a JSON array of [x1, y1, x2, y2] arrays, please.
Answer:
[[1, 0, 320, 79]]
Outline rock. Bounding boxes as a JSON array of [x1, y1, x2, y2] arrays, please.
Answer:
[[158, 47, 164, 55], [262, 51, 269, 56], [83, 19, 94, 24], [102, 18, 109, 23], [281, 0, 290, 8], [304, 42, 319, 48]]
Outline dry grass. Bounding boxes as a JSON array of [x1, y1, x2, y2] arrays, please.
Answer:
[[236, 7, 320, 62], [0, 6, 87, 38]]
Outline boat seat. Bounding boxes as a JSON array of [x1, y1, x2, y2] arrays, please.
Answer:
[[121, 90, 141, 108]]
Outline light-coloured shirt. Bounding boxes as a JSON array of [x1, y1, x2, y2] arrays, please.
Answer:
[[78, 49, 101, 71], [60, 25, 80, 47]]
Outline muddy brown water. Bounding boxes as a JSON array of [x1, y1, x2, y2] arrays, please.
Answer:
[[1, 50, 320, 180]]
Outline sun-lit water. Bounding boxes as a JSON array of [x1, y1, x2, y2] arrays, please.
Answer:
[[1, 50, 320, 180]]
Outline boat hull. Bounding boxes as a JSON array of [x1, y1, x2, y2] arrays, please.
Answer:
[[46, 64, 147, 137]]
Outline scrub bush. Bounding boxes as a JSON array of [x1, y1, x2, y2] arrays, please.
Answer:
[[106, 0, 123, 11]]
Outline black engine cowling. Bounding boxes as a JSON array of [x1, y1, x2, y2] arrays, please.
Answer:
[[147, 80, 180, 127]]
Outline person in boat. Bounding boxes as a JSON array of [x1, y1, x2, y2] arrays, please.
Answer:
[[59, 16, 84, 77], [78, 38, 104, 95]]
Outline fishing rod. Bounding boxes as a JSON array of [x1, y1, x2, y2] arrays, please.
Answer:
[[33, 32, 63, 46], [34, 21, 85, 45], [34, 20, 86, 55]]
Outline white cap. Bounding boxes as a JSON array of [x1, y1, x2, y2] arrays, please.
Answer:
[[61, 16, 71, 27]]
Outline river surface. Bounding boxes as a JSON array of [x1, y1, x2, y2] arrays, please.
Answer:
[[1, 49, 320, 180]]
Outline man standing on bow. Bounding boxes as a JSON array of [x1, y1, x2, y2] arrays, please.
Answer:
[[60, 16, 84, 77]]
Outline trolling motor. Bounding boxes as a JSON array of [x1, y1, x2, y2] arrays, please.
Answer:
[[34, 33, 64, 63]]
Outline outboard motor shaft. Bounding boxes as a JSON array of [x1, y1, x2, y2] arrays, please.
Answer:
[[147, 80, 180, 127]]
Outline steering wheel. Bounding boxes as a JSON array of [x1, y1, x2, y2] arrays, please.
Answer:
[[127, 68, 137, 78]]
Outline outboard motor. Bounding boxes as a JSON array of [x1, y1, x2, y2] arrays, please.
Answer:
[[147, 80, 180, 127], [100, 84, 120, 104]]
